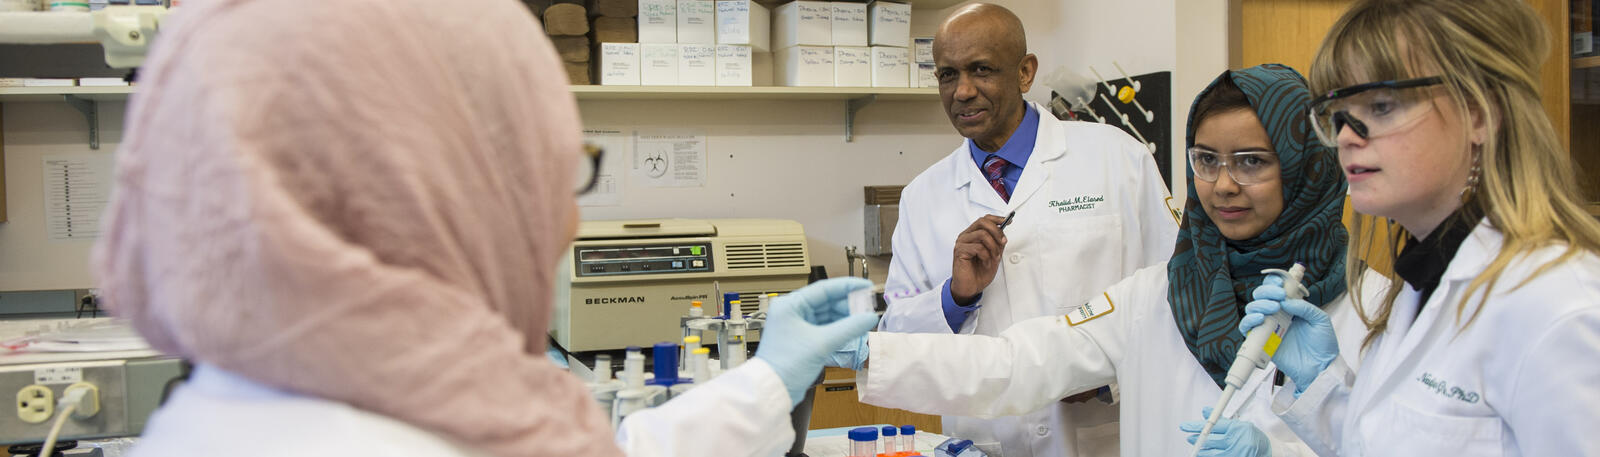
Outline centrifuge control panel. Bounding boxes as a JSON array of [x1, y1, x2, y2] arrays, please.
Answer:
[[574, 243, 713, 277]]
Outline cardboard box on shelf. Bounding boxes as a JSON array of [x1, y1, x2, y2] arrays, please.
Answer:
[[773, 1, 832, 49], [775, 45, 835, 87], [677, 0, 715, 44], [830, 2, 868, 47], [870, 45, 909, 87], [835, 46, 871, 87], [716, 0, 771, 51], [599, 42, 641, 85], [638, 0, 677, 43], [868, 1, 909, 48]]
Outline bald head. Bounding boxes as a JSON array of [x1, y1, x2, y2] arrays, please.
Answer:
[[931, 3, 1037, 151], [936, 4, 1028, 65]]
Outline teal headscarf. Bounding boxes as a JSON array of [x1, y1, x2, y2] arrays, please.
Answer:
[[1167, 64, 1348, 389]]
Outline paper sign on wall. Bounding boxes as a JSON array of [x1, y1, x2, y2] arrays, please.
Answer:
[[580, 127, 630, 207], [634, 130, 707, 188], [41, 153, 113, 241]]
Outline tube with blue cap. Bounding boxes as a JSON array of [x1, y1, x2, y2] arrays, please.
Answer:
[[1189, 263, 1307, 457], [848, 427, 878, 457]]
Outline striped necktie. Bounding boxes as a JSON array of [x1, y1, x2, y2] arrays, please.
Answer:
[[982, 154, 1010, 202]]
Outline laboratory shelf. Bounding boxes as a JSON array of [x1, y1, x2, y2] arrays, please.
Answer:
[[570, 85, 938, 101], [754, 0, 961, 10], [0, 85, 938, 142], [0, 85, 133, 103], [1575, 56, 1600, 70]]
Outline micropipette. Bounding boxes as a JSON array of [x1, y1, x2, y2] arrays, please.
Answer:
[[1190, 263, 1307, 457]]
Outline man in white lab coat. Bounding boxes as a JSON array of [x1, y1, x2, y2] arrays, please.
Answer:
[[877, 4, 1179, 457]]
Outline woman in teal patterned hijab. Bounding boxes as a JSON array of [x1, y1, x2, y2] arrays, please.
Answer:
[[1168, 64, 1349, 389]]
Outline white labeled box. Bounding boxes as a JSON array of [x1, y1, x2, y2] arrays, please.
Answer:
[[830, 2, 868, 47], [716, 0, 770, 51], [870, 45, 909, 87], [774, 45, 835, 87], [834, 46, 871, 87], [600, 43, 642, 85], [913, 36, 934, 63], [678, 0, 716, 44], [638, 0, 678, 43], [679, 44, 717, 85], [773, 1, 832, 49], [914, 63, 936, 88], [715, 44, 753, 86], [641, 43, 681, 85], [868, 1, 910, 47]]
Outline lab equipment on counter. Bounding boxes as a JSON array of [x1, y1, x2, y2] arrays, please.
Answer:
[[551, 218, 810, 352], [880, 426, 898, 455], [1190, 263, 1307, 457], [934, 438, 987, 457], [848, 427, 878, 457], [899, 425, 916, 455], [0, 318, 183, 446]]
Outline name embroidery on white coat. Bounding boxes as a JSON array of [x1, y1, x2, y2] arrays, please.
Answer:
[[1065, 292, 1116, 326], [1049, 194, 1106, 214], [1417, 372, 1481, 404]]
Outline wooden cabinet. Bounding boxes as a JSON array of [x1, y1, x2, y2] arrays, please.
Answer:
[[809, 367, 942, 433]]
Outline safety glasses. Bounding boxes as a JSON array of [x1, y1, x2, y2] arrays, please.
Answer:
[[1186, 147, 1280, 185], [1308, 76, 1445, 147]]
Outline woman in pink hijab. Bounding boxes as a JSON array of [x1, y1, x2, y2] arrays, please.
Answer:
[[93, 0, 879, 456]]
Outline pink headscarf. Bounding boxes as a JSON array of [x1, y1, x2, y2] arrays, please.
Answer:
[[91, 0, 623, 455]]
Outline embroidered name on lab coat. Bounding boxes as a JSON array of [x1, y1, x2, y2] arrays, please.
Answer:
[[1066, 293, 1116, 326], [1417, 372, 1480, 404], [1049, 195, 1106, 214]]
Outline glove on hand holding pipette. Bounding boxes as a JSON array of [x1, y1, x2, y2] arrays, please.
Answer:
[[1180, 407, 1271, 457], [1190, 264, 1319, 457], [756, 277, 881, 406], [1238, 274, 1338, 396]]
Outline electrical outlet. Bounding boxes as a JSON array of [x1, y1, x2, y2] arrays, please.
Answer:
[[16, 385, 52, 424]]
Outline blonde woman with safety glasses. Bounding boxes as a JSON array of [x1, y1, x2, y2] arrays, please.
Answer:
[[1221, 0, 1600, 456]]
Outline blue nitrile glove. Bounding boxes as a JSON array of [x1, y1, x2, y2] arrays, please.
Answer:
[[825, 333, 869, 371], [1180, 407, 1271, 457], [1237, 275, 1338, 397], [756, 277, 881, 406]]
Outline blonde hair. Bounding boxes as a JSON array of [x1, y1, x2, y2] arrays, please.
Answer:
[[1310, 0, 1600, 347]]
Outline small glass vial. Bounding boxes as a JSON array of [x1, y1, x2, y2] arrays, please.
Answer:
[[899, 425, 916, 455], [880, 426, 898, 455], [848, 427, 878, 457]]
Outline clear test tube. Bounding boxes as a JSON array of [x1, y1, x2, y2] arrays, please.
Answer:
[[881, 426, 899, 455], [899, 425, 916, 455], [848, 427, 878, 457], [848, 288, 875, 315]]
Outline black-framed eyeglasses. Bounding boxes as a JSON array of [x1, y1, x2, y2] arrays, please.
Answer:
[[576, 143, 603, 195], [1307, 76, 1445, 147]]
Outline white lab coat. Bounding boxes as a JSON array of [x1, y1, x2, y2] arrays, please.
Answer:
[[129, 360, 796, 457], [880, 102, 1179, 457], [1275, 222, 1600, 457], [861, 262, 1374, 457]]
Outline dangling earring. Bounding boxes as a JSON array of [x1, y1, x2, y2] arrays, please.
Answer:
[[1459, 145, 1482, 203]]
